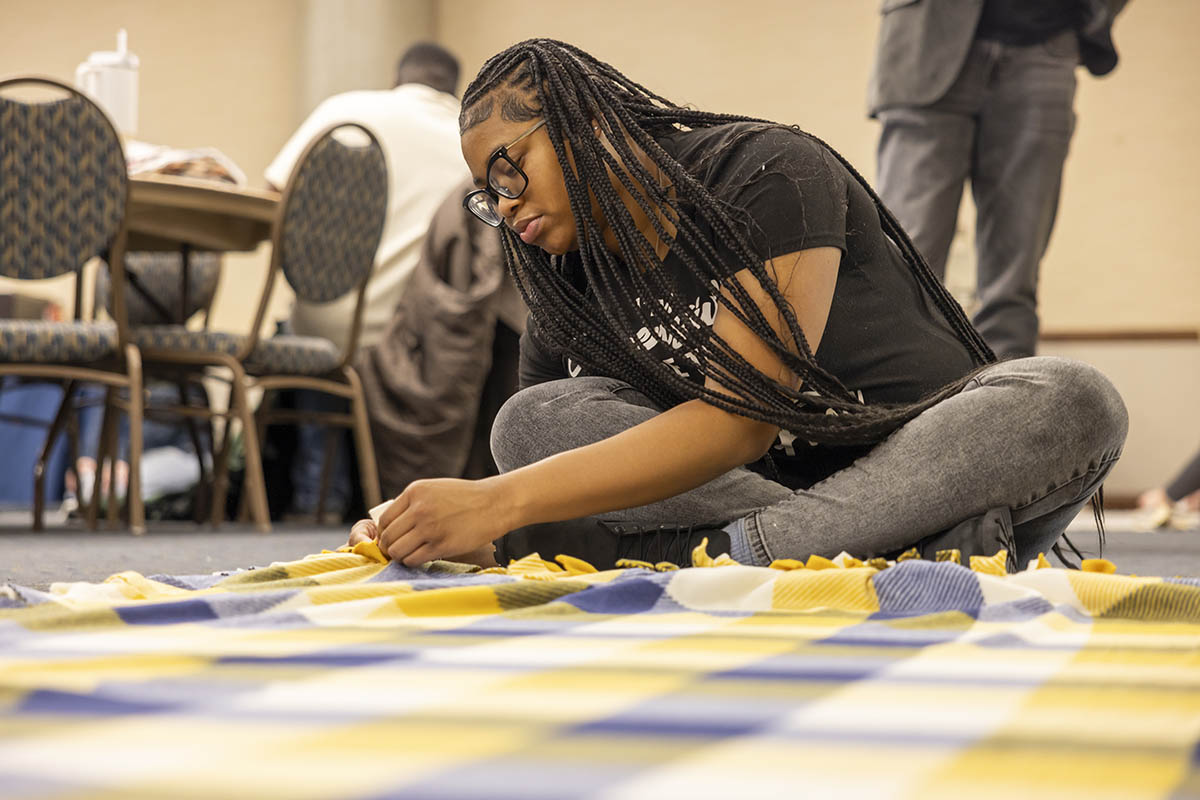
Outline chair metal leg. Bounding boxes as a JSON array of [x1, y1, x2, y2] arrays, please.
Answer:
[[201, 413, 218, 522], [210, 412, 234, 529], [235, 474, 252, 523], [177, 379, 209, 524], [105, 444, 120, 529], [33, 379, 77, 532], [233, 407, 256, 523], [66, 402, 80, 500], [254, 390, 271, 462], [345, 366, 381, 509], [88, 388, 118, 531], [123, 344, 145, 535], [239, 390, 273, 524], [227, 361, 270, 532]]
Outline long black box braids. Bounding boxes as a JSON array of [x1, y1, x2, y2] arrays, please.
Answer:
[[461, 39, 997, 449]]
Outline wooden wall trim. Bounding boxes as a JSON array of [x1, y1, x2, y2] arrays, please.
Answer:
[[1040, 329, 1199, 343]]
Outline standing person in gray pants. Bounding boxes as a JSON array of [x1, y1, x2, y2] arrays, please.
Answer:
[[869, 0, 1128, 360]]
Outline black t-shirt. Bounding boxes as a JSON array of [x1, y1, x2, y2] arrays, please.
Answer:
[[519, 122, 976, 488]]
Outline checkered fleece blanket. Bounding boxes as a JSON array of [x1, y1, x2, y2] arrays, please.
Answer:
[[2, 541, 1199, 800]]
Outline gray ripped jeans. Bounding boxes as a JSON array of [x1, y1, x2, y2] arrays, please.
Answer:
[[490, 357, 1128, 569]]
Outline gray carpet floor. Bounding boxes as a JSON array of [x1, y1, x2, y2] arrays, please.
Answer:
[[2, 511, 1198, 590]]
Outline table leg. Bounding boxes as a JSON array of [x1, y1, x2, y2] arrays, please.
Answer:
[[179, 242, 191, 324]]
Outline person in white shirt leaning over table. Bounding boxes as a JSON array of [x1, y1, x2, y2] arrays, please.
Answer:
[[264, 42, 469, 521]]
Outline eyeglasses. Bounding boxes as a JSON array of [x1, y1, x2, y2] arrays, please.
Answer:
[[463, 118, 547, 227]]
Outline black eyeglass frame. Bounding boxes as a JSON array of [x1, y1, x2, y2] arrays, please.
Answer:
[[462, 118, 547, 227]]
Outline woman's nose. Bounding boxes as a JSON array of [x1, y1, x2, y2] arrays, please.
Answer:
[[498, 194, 520, 223]]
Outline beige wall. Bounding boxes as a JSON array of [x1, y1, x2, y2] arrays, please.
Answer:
[[438, 0, 882, 188], [301, 0, 435, 114], [0, 0, 303, 332], [0, 0, 302, 181]]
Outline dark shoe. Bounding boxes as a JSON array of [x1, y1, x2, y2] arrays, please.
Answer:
[[908, 506, 1019, 573], [495, 517, 731, 570]]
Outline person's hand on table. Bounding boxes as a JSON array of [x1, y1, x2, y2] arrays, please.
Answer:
[[347, 477, 505, 568]]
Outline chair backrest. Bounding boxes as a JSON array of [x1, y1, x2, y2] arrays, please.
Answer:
[[0, 76, 127, 283], [278, 124, 388, 304]]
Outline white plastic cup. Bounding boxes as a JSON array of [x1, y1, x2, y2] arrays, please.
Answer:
[[75, 29, 139, 134]]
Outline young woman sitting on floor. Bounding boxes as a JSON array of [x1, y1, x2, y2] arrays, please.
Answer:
[[348, 38, 1128, 571]]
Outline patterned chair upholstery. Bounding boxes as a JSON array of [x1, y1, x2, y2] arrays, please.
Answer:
[[0, 87, 126, 362], [0, 76, 146, 533], [0, 92, 126, 280], [280, 130, 388, 306], [0, 320, 119, 362], [131, 327, 340, 376], [95, 251, 221, 326]]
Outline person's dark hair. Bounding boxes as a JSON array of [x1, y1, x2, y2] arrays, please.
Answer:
[[460, 38, 995, 448], [395, 42, 459, 96]]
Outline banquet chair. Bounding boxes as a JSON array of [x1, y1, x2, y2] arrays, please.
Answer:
[[93, 251, 221, 518], [0, 75, 146, 532], [127, 123, 387, 530]]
